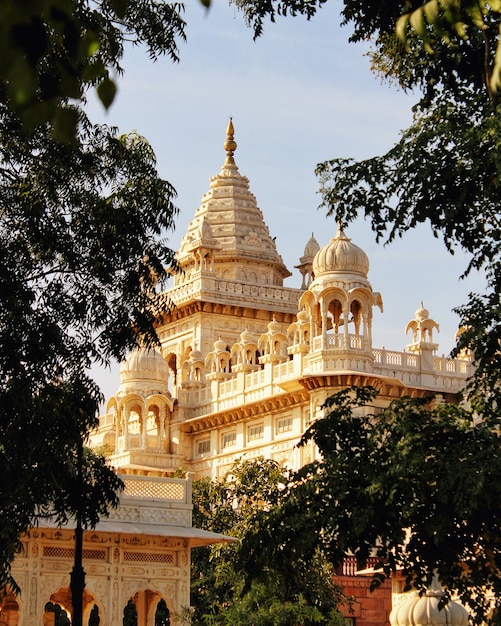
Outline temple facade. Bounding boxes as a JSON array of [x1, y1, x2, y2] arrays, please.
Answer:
[[92, 119, 471, 483], [0, 122, 472, 626], [86, 120, 472, 625]]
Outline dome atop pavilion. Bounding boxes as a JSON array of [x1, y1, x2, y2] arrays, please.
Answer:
[[118, 347, 170, 395], [390, 577, 469, 626], [302, 234, 320, 260], [312, 224, 369, 278]]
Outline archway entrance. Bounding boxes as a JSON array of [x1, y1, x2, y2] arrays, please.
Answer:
[[123, 591, 170, 626], [0, 590, 19, 626], [43, 588, 101, 626]]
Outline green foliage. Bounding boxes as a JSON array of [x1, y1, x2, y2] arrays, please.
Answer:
[[242, 388, 501, 623], [396, 1, 501, 97], [0, 0, 187, 137], [191, 458, 344, 625], [0, 102, 178, 589], [229, 0, 328, 38]]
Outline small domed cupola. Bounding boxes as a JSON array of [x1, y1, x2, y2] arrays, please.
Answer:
[[298, 224, 382, 363], [312, 224, 369, 279], [118, 347, 170, 396], [295, 233, 320, 289]]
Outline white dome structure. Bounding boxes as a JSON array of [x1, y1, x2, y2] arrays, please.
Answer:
[[391, 577, 469, 626], [118, 347, 170, 395], [312, 224, 369, 278]]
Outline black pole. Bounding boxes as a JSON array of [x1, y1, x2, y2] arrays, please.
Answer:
[[71, 442, 85, 626]]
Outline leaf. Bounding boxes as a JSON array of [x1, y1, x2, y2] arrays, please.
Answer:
[[409, 7, 427, 39], [52, 106, 79, 144], [490, 26, 501, 94], [97, 76, 117, 109], [424, 0, 440, 24], [81, 60, 106, 83], [109, 0, 129, 19], [396, 13, 411, 43]]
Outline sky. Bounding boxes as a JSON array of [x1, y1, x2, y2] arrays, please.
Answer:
[[86, 1, 484, 401]]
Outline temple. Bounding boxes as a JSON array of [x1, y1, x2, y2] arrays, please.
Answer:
[[88, 120, 471, 625], [4, 121, 472, 626], [92, 119, 471, 483]]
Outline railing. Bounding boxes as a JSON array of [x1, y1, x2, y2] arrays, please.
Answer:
[[168, 276, 302, 308], [119, 474, 188, 503], [373, 349, 419, 370], [434, 355, 471, 375], [335, 555, 383, 577], [312, 333, 364, 352], [273, 360, 295, 379]]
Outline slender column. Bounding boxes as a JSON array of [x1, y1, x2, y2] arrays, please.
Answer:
[[343, 303, 350, 349], [321, 300, 328, 350], [141, 408, 147, 450], [122, 409, 129, 449]]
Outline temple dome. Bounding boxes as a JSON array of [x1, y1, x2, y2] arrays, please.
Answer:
[[303, 234, 320, 260], [415, 303, 430, 322], [313, 224, 369, 278], [118, 347, 169, 395], [390, 577, 469, 626]]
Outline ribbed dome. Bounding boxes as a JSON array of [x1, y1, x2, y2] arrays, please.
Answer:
[[415, 302, 430, 322], [118, 348, 169, 394], [267, 318, 281, 334], [213, 337, 227, 352], [313, 225, 369, 278], [297, 308, 308, 322], [303, 234, 320, 259], [391, 578, 469, 626]]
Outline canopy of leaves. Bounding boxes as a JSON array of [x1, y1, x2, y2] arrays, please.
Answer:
[[0, 0, 186, 140], [191, 458, 344, 625], [0, 104, 178, 589], [240, 388, 501, 624]]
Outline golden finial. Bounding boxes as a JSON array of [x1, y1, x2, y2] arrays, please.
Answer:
[[224, 117, 237, 165]]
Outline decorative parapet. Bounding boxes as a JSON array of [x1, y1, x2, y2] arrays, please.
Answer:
[[179, 345, 472, 422], [110, 451, 186, 473], [105, 475, 193, 528], [168, 274, 302, 311], [119, 474, 189, 503]]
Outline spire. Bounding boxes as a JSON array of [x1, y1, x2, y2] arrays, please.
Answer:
[[224, 118, 237, 166], [175, 118, 291, 285]]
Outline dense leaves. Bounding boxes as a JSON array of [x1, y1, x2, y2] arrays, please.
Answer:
[[0, 103, 178, 588], [0, 0, 187, 140], [191, 459, 344, 625], [241, 388, 501, 623]]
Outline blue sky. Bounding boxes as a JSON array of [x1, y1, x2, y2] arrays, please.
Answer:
[[87, 2, 483, 400]]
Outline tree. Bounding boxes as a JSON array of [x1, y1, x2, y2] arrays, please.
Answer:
[[229, 0, 501, 608], [0, 0, 189, 596], [240, 388, 501, 624], [191, 458, 345, 625], [0, 102, 179, 591], [0, 0, 186, 141], [233, 0, 500, 413]]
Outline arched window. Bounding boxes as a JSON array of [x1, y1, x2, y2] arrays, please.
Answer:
[[44, 602, 71, 626], [88, 604, 100, 626], [123, 599, 137, 626], [154, 599, 170, 626]]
